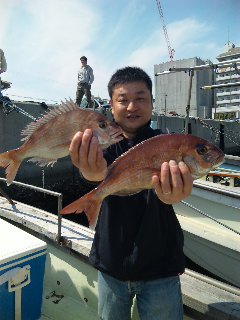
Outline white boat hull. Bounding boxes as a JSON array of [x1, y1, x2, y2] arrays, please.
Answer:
[[174, 180, 240, 288]]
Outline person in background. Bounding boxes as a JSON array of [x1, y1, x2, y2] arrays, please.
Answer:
[[69, 66, 193, 320], [76, 56, 94, 108], [0, 49, 7, 98]]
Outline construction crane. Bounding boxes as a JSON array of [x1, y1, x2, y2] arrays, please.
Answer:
[[155, 0, 175, 61]]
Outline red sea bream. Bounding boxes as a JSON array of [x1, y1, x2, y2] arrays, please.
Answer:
[[0, 100, 123, 185], [61, 134, 225, 229]]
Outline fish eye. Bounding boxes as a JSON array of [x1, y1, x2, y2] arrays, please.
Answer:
[[196, 144, 208, 155], [99, 121, 107, 129]]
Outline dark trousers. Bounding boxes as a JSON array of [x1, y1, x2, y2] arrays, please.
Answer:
[[76, 83, 93, 108]]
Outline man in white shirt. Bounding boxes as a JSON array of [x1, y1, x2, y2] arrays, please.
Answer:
[[76, 56, 94, 108]]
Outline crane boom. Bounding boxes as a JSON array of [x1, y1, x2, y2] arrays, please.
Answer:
[[155, 0, 175, 61]]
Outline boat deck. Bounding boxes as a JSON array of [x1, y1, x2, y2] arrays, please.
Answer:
[[0, 195, 94, 257], [0, 195, 240, 319]]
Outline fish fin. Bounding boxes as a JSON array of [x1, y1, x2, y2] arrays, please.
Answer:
[[21, 99, 79, 142], [61, 191, 102, 230], [28, 158, 57, 167], [0, 151, 21, 185]]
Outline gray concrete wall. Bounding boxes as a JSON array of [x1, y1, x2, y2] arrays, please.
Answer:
[[1, 100, 239, 190], [154, 57, 213, 118]]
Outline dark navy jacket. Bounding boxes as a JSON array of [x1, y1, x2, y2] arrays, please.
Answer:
[[88, 124, 185, 281]]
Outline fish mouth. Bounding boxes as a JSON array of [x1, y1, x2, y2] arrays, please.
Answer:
[[111, 131, 124, 142], [109, 125, 124, 142], [100, 132, 123, 149], [211, 154, 225, 169]]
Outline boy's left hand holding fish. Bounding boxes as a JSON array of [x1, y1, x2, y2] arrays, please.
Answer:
[[152, 160, 193, 204]]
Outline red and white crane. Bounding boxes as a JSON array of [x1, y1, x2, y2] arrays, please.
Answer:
[[155, 0, 175, 61]]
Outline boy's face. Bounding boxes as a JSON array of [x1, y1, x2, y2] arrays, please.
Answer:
[[80, 59, 87, 66], [110, 81, 153, 138]]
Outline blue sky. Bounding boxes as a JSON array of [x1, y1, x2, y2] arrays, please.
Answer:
[[1, 0, 239, 104]]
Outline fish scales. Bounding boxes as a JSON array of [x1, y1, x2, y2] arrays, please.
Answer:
[[61, 134, 225, 229]]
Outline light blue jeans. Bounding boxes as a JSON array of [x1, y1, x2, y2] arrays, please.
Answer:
[[98, 271, 183, 320]]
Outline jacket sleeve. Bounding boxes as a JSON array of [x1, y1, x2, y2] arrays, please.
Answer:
[[76, 173, 101, 196], [88, 66, 94, 85], [0, 50, 7, 73]]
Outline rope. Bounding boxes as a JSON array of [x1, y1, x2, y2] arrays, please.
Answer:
[[180, 200, 240, 236], [198, 118, 240, 148]]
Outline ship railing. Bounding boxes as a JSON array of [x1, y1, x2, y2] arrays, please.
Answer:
[[0, 177, 63, 244]]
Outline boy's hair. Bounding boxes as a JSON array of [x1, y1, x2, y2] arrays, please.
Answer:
[[80, 56, 87, 62], [108, 66, 152, 98]]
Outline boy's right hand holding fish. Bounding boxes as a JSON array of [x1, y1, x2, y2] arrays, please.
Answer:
[[69, 129, 107, 183]]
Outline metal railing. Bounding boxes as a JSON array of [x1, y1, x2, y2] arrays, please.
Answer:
[[0, 178, 63, 243]]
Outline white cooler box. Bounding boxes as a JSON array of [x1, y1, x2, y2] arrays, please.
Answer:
[[0, 218, 47, 320]]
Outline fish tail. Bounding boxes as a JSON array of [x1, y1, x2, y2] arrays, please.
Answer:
[[60, 190, 102, 230], [0, 150, 21, 185]]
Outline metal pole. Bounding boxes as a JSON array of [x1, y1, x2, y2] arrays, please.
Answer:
[[57, 194, 63, 244], [185, 70, 194, 134], [212, 68, 216, 119], [201, 82, 240, 89], [155, 59, 240, 77], [164, 94, 167, 115]]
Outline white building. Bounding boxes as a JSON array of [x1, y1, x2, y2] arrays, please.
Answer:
[[215, 42, 240, 119]]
